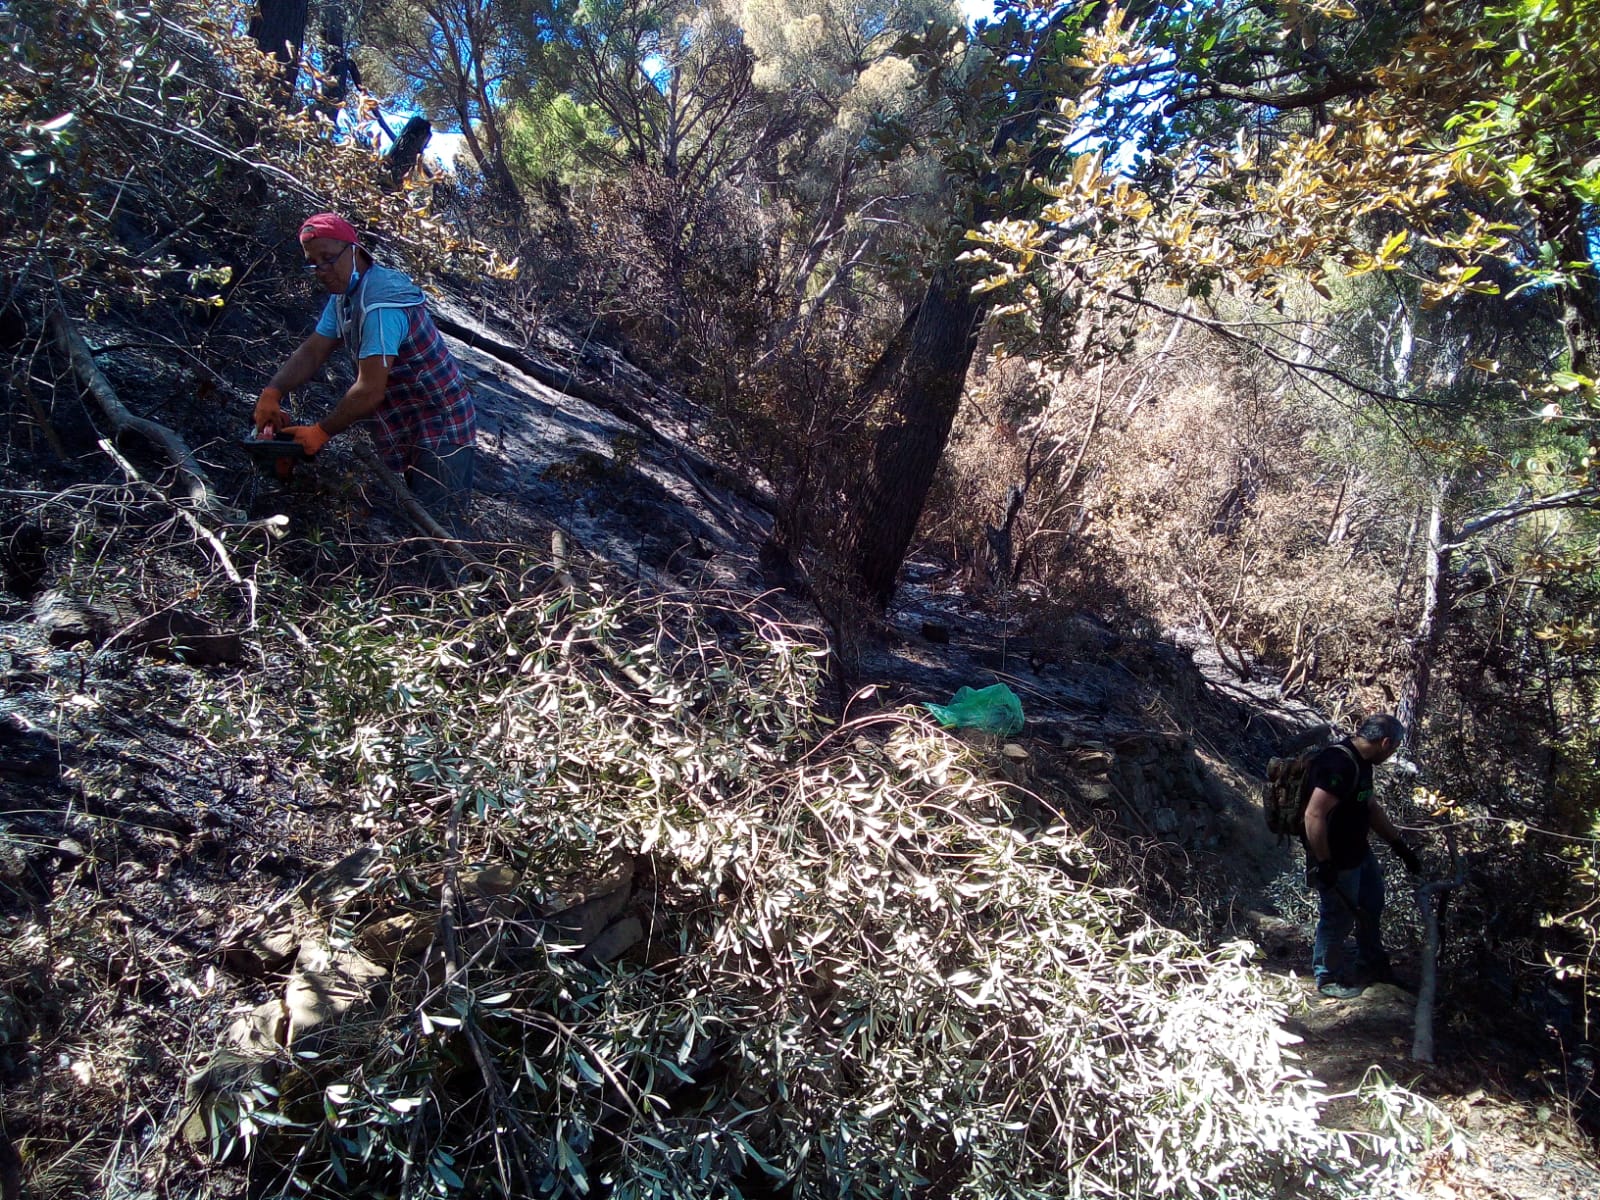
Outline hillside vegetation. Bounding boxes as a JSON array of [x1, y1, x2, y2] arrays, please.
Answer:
[[2, 2, 1599, 1198]]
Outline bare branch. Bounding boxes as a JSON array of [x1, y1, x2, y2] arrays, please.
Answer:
[[48, 307, 241, 521], [1163, 76, 1372, 117], [1445, 484, 1600, 549], [1109, 289, 1446, 409]]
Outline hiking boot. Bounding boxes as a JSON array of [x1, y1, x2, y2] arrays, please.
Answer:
[[1317, 980, 1365, 1000]]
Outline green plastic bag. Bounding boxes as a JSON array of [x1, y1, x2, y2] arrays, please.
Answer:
[[924, 683, 1024, 736]]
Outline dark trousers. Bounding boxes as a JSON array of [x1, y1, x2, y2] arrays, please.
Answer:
[[1312, 849, 1388, 984]]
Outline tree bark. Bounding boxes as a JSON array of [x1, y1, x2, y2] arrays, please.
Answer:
[[846, 264, 985, 608], [316, 2, 360, 121], [1546, 193, 1600, 380], [1413, 832, 1466, 1064], [1395, 478, 1600, 750], [385, 116, 433, 188], [835, 1, 1168, 609]]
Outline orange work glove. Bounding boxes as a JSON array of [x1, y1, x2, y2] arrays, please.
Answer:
[[253, 385, 286, 434], [284, 423, 331, 456]]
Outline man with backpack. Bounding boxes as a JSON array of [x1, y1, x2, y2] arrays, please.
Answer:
[[1301, 713, 1423, 999]]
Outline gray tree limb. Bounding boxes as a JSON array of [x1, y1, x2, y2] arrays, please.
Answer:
[[1444, 484, 1600, 550], [49, 308, 241, 522]]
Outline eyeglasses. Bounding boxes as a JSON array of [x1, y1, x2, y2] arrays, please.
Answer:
[[303, 244, 352, 273]]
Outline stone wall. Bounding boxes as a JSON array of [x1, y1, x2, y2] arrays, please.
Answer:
[[1053, 730, 1226, 850]]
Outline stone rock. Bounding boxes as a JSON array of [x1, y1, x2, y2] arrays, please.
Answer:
[[0, 518, 47, 600], [357, 911, 433, 963], [301, 847, 381, 912], [579, 916, 643, 966], [122, 609, 243, 666], [32, 590, 116, 647], [0, 711, 58, 778], [220, 896, 314, 977], [180, 999, 287, 1149], [543, 851, 634, 913], [462, 864, 519, 897], [284, 940, 387, 1050], [1071, 749, 1114, 772], [1236, 909, 1299, 958], [544, 882, 632, 947], [221, 923, 300, 977]]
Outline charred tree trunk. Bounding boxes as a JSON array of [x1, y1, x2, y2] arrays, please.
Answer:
[[1547, 194, 1600, 380], [985, 481, 1028, 586], [248, 0, 308, 104], [385, 116, 433, 189], [315, 2, 360, 122], [1413, 831, 1467, 1064], [832, 2, 1165, 609], [846, 264, 985, 608]]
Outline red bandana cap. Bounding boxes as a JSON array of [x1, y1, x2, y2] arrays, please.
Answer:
[[298, 212, 359, 245]]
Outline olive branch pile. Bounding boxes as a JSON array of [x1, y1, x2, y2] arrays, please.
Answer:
[[183, 574, 1419, 1200]]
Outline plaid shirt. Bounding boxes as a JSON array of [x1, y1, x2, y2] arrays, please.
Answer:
[[331, 278, 475, 471]]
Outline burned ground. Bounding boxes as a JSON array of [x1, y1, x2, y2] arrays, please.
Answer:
[[1, 280, 1596, 1198]]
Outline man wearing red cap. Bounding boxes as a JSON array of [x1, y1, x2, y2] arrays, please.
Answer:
[[253, 212, 476, 533]]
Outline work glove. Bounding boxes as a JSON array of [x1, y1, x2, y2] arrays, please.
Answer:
[[1311, 859, 1339, 891], [1392, 840, 1423, 876], [284, 423, 330, 457], [253, 385, 286, 435]]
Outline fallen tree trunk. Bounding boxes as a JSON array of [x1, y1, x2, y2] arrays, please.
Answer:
[[430, 313, 777, 522], [430, 312, 633, 417], [49, 308, 240, 521]]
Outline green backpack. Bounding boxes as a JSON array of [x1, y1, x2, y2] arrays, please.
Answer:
[[1262, 743, 1355, 838]]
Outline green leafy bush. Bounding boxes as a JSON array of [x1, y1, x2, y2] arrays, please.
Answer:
[[190, 579, 1418, 1199]]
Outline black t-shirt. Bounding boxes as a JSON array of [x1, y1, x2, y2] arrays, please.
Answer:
[[1303, 740, 1374, 869]]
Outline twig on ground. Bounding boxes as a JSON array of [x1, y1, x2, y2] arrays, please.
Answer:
[[17, 339, 69, 462], [96, 438, 258, 634], [349, 442, 492, 580], [432, 790, 541, 1196]]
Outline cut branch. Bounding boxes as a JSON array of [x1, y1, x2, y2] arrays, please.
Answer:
[[49, 307, 241, 521], [96, 437, 247, 590], [350, 441, 491, 579]]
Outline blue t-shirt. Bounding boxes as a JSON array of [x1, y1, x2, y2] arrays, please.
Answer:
[[316, 296, 409, 360]]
